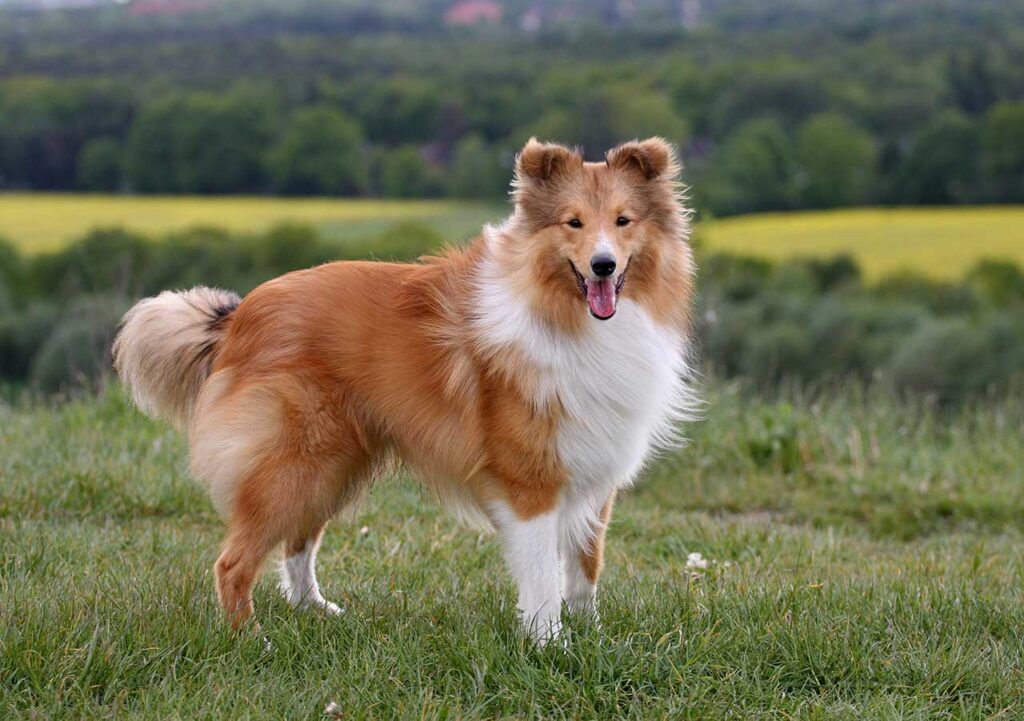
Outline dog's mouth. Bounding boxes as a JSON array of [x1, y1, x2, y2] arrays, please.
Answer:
[[569, 259, 629, 321]]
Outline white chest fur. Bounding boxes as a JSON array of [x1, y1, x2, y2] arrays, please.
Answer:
[[541, 300, 690, 491], [474, 260, 695, 500]]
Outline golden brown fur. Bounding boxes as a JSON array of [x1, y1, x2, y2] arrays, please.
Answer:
[[113, 137, 695, 633]]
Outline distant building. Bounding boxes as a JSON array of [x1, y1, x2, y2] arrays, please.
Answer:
[[127, 0, 214, 16], [1, 0, 118, 8], [680, 0, 701, 29], [444, 0, 502, 27]]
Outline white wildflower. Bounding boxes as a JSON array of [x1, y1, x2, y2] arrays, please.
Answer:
[[686, 552, 709, 570]]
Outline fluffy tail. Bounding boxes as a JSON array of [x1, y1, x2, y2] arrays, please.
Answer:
[[112, 286, 241, 432]]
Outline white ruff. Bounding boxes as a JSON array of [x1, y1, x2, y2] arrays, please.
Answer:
[[474, 241, 697, 553]]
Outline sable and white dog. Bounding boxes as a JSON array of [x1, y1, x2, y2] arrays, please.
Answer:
[[113, 137, 697, 642]]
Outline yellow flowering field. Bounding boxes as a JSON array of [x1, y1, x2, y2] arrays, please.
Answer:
[[2, 194, 1023, 279], [700, 206, 1024, 280]]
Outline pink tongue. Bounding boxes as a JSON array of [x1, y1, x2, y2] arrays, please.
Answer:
[[586, 278, 617, 318]]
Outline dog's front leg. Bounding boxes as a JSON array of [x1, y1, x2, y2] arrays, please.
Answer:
[[491, 500, 563, 644], [561, 491, 615, 616]]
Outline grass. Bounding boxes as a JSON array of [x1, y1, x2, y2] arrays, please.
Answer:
[[3, 194, 1024, 280], [0, 193, 505, 253], [700, 207, 1024, 280], [2, 383, 1023, 718]]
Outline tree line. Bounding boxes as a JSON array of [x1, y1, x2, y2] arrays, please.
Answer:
[[1, 1, 1024, 214]]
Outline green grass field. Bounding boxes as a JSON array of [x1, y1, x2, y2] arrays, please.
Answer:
[[3, 194, 1024, 279], [3, 384, 1023, 718]]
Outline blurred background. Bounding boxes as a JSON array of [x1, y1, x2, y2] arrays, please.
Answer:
[[1, 0, 1023, 397]]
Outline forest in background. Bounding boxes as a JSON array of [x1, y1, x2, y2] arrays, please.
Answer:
[[2, 0, 1024, 214]]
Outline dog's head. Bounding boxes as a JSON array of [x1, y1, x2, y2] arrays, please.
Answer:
[[499, 137, 692, 326]]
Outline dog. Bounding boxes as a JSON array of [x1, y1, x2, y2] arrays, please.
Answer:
[[113, 136, 696, 642]]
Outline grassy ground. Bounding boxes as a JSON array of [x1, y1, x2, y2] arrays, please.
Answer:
[[2, 384, 1022, 719], [701, 207, 1024, 280], [0, 194, 505, 253], [3, 194, 1024, 280]]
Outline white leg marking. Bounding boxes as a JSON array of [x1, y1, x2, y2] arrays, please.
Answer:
[[562, 549, 597, 615], [559, 493, 609, 616], [279, 536, 342, 615], [492, 501, 563, 644]]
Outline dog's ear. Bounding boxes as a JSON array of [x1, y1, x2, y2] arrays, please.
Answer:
[[606, 137, 679, 181], [515, 138, 581, 184]]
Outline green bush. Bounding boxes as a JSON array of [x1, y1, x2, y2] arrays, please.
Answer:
[[888, 316, 1024, 399], [740, 321, 815, 385], [2, 230, 1023, 398], [966, 259, 1024, 306], [28, 295, 126, 392], [697, 253, 1024, 396], [345, 222, 445, 261], [30, 227, 151, 299], [873, 272, 979, 315], [0, 302, 59, 378], [888, 319, 984, 399]]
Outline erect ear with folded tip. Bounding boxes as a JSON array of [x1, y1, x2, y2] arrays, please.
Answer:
[[514, 137, 582, 184], [606, 137, 680, 181]]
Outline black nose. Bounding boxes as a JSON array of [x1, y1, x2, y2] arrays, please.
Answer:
[[590, 254, 616, 277]]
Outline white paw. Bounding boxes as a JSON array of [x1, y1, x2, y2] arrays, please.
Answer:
[[319, 599, 343, 616], [523, 615, 563, 647], [564, 596, 597, 616], [283, 583, 343, 615], [296, 595, 343, 616]]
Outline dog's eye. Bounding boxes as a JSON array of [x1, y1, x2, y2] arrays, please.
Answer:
[[567, 218, 583, 229], [616, 216, 631, 227]]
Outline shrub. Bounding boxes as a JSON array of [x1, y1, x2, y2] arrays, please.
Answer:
[[345, 222, 445, 261], [887, 317, 1024, 399], [873, 272, 979, 315], [0, 237, 24, 301], [29, 227, 151, 299], [29, 295, 126, 392], [740, 320, 815, 385], [0, 302, 60, 379], [701, 254, 773, 302], [966, 259, 1024, 306]]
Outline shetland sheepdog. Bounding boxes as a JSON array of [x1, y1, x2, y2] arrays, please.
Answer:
[[113, 137, 696, 642]]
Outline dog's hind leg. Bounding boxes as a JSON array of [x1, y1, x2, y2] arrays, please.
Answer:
[[280, 524, 341, 614], [215, 512, 280, 630], [200, 373, 375, 627]]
